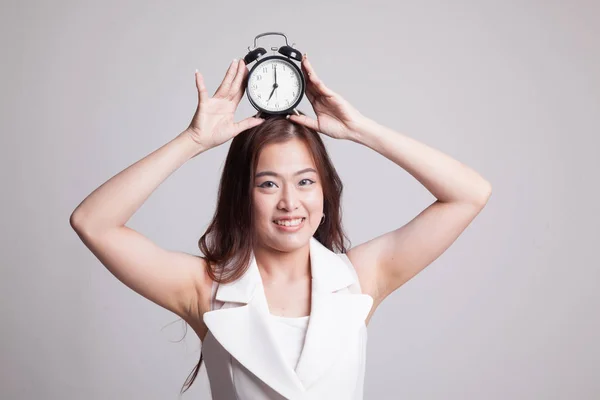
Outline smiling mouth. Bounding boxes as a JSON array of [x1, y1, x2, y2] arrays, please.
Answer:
[[273, 217, 306, 227]]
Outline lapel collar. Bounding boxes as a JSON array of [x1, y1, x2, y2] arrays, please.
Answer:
[[203, 252, 305, 400], [202, 237, 374, 397], [294, 237, 374, 389]]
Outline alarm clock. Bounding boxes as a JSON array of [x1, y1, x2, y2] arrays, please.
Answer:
[[242, 32, 305, 116]]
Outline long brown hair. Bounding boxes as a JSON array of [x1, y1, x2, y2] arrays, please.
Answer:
[[180, 113, 351, 394]]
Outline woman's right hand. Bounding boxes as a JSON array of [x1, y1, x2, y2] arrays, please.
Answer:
[[183, 59, 264, 151]]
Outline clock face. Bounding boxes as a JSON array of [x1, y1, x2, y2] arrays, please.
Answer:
[[247, 57, 304, 113]]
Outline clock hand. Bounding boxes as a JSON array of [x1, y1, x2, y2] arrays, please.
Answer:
[[267, 85, 276, 101], [267, 65, 279, 102]]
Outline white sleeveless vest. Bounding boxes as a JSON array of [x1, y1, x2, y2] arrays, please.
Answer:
[[201, 237, 373, 400], [268, 314, 310, 371]]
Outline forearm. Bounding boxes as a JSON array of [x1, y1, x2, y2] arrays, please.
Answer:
[[70, 131, 205, 233], [351, 118, 491, 205]]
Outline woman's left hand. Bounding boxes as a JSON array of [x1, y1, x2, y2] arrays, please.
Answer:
[[288, 55, 368, 141]]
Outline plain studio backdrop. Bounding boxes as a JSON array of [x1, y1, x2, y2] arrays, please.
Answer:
[[1, 0, 598, 399]]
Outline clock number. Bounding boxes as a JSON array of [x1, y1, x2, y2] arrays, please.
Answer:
[[257, 75, 262, 81], [262, 67, 268, 73], [257, 94, 262, 99]]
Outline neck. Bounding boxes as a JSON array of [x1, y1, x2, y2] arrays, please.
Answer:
[[253, 241, 311, 283]]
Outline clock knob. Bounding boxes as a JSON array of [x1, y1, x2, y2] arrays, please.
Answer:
[[278, 45, 302, 62], [244, 47, 267, 64]]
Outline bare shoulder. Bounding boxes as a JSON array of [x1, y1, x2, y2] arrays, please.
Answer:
[[345, 243, 381, 302], [187, 254, 214, 319], [178, 253, 214, 341], [345, 243, 384, 325]]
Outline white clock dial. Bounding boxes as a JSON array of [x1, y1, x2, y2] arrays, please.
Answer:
[[247, 58, 303, 112]]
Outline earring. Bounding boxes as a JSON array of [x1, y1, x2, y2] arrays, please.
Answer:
[[320, 213, 326, 225]]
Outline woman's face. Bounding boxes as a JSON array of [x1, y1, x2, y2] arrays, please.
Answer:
[[252, 138, 324, 252]]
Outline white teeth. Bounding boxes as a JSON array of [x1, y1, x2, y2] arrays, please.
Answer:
[[275, 218, 304, 227]]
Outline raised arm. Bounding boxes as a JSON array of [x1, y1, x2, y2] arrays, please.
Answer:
[[288, 55, 491, 324], [70, 133, 210, 318], [70, 59, 264, 319], [344, 118, 491, 320]]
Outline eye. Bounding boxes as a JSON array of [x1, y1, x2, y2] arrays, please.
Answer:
[[258, 181, 277, 188], [258, 179, 315, 189], [299, 179, 315, 186]]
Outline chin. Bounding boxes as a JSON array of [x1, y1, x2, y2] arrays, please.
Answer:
[[258, 231, 310, 252]]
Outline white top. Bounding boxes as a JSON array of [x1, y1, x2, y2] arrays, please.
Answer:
[[202, 238, 374, 400], [268, 314, 310, 371]]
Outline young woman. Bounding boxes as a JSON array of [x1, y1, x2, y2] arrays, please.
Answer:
[[70, 55, 492, 399]]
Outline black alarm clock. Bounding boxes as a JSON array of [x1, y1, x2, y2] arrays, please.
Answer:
[[243, 32, 305, 116]]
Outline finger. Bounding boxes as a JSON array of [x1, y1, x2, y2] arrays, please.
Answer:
[[230, 59, 247, 99], [302, 57, 335, 97], [302, 61, 321, 101], [232, 61, 249, 103], [195, 70, 208, 102], [301, 65, 318, 100], [233, 116, 265, 136], [287, 113, 319, 131], [304, 84, 316, 103], [214, 59, 239, 98]]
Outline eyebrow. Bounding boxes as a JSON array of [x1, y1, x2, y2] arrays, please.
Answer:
[[255, 168, 317, 179]]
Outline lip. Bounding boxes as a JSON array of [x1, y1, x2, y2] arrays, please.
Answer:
[[273, 216, 305, 222], [273, 217, 306, 232]]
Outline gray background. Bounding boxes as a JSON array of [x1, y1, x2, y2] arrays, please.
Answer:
[[1, 0, 598, 399]]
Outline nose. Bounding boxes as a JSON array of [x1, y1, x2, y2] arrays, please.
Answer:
[[278, 183, 299, 211]]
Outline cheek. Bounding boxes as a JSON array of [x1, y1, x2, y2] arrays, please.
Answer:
[[306, 188, 324, 209], [253, 206, 269, 223], [252, 195, 275, 222]]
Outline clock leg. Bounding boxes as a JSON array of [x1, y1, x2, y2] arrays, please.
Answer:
[[254, 111, 263, 118], [292, 108, 300, 116]]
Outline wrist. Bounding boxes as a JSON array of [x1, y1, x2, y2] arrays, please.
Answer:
[[177, 130, 209, 159], [349, 115, 378, 144]]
